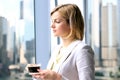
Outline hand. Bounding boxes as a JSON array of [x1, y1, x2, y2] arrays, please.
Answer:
[[32, 69, 61, 80]]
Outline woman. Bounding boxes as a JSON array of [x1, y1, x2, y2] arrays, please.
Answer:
[[32, 4, 95, 80]]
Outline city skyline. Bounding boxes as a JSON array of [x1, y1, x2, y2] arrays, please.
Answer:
[[0, 0, 34, 41]]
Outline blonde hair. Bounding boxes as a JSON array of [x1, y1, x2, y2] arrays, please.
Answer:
[[51, 4, 84, 40]]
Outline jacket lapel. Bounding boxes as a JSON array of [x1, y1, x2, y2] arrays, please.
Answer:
[[47, 40, 80, 71], [56, 40, 80, 72], [47, 45, 61, 70]]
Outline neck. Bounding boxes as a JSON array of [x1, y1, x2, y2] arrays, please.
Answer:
[[61, 37, 76, 48]]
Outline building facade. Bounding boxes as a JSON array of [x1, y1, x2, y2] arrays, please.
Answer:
[[102, 3, 117, 67]]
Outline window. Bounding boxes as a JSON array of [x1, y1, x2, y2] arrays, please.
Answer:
[[85, 0, 120, 79], [0, 0, 35, 79]]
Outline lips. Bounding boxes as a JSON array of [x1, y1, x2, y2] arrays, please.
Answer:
[[52, 29, 56, 33]]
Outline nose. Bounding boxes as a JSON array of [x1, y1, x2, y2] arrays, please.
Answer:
[[51, 22, 55, 28]]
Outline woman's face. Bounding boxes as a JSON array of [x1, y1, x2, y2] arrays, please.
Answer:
[[51, 12, 70, 38]]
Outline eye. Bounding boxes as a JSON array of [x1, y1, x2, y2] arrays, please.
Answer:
[[51, 19, 64, 24], [55, 19, 61, 23]]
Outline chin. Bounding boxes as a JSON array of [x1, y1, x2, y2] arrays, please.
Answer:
[[53, 34, 58, 37], [54, 35, 58, 37]]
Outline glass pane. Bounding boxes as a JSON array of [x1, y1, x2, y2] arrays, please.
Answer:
[[86, 0, 120, 79], [0, 0, 35, 80]]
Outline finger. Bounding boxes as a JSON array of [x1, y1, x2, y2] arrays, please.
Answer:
[[37, 69, 41, 72], [32, 74, 41, 79]]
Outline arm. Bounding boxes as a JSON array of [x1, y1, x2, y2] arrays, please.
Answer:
[[76, 46, 95, 80]]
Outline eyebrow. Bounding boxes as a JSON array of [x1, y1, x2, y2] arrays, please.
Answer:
[[51, 18, 66, 21]]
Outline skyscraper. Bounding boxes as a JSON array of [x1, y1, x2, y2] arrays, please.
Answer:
[[0, 17, 3, 48], [20, 0, 24, 19], [0, 17, 7, 47], [102, 3, 117, 67], [117, 0, 120, 66]]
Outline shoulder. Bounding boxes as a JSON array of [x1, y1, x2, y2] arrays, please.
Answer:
[[74, 41, 95, 65], [74, 40, 94, 55], [75, 40, 90, 49]]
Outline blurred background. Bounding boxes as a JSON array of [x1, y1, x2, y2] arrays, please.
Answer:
[[0, 0, 120, 80]]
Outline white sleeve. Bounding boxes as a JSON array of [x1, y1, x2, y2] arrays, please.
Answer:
[[76, 46, 95, 80], [61, 75, 69, 80]]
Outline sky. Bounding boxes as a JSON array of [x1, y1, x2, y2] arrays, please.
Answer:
[[102, 0, 117, 5], [0, 0, 34, 41], [0, 0, 117, 41]]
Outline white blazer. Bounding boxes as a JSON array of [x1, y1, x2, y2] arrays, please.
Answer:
[[47, 40, 95, 80]]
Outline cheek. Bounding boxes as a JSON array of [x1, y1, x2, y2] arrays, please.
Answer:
[[61, 24, 70, 32], [58, 25, 70, 35]]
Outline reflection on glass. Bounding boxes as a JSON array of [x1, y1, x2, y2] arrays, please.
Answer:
[[0, 0, 35, 79], [85, 0, 120, 79]]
